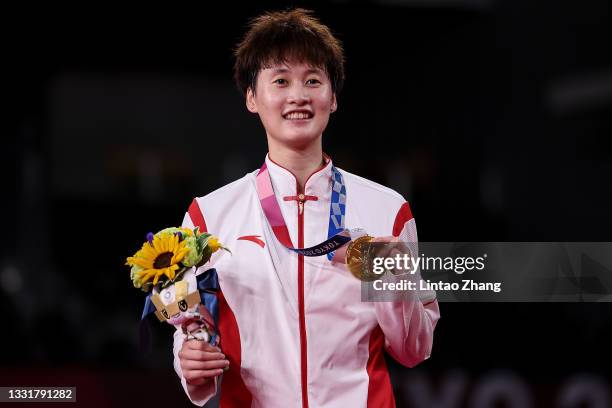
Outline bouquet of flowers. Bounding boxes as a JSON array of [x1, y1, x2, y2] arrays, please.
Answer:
[[126, 227, 229, 344]]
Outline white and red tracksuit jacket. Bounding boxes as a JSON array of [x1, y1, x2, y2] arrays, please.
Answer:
[[173, 155, 440, 407]]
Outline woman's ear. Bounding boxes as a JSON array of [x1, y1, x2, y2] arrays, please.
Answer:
[[330, 93, 338, 113], [246, 87, 258, 113]]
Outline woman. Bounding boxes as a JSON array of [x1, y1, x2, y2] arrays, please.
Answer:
[[175, 9, 440, 407]]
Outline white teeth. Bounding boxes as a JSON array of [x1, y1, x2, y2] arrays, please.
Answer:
[[284, 112, 311, 120]]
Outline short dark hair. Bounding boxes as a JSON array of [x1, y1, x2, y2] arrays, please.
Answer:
[[233, 8, 345, 96]]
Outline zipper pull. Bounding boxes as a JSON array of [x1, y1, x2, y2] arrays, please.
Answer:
[[298, 193, 305, 215]]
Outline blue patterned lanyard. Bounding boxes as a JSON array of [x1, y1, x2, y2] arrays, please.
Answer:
[[326, 167, 347, 259]]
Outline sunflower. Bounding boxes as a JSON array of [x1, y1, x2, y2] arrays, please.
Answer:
[[126, 232, 189, 289]]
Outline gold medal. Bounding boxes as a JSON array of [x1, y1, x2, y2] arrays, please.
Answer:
[[345, 235, 378, 281]]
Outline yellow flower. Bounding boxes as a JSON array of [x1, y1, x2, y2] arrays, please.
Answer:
[[208, 236, 222, 252], [179, 227, 194, 237], [126, 233, 189, 288]]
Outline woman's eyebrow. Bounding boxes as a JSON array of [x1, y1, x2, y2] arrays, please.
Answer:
[[305, 68, 324, 75], [268, 67, 324, 75]]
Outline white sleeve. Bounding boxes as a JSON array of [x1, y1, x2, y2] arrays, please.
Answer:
[[182, 210, 195, 230], [374, 216, 441, 368], [171, 208, 219, 405]]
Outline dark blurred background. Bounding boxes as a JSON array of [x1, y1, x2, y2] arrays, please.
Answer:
[[2, 1, 612, 407]]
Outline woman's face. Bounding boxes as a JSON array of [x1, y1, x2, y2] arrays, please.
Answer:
[[246, 60, 337, 150]]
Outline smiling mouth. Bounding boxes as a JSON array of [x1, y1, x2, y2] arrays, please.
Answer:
[[283, 111, 313, 120]]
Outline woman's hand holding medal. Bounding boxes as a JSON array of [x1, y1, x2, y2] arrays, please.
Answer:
[[336, 235, 415, 281]]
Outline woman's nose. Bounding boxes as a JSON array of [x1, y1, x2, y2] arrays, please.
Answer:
[[287, 86, 311, 104]]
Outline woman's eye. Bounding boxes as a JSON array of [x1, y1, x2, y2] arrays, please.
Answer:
[[274, 78, 287, 85], [306, 79, 321, 85]]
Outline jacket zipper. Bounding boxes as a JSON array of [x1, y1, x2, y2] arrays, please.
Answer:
[[297, 192, 308, 408]]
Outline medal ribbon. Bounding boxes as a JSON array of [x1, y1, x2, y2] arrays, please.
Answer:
[[256, 161, 351, 258]]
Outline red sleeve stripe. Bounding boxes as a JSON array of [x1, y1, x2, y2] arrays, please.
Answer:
[[392, 202, 414, 237], [366, 325, 395, 407], [188, 198, 208, 232], [187, 198, 253, 406], [218, 291, 253, 407]]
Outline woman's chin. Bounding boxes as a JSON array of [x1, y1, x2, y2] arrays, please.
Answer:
[[276, 132, 322, 150]]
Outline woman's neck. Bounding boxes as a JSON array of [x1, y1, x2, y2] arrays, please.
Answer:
[[267, 138, 325, 192]]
